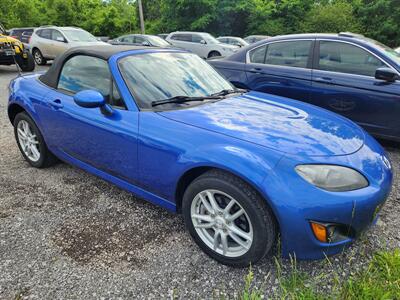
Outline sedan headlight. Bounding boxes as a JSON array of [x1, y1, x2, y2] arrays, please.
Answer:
[[295, 165, 368, 192]]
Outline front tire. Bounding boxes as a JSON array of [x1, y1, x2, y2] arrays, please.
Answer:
[[32, 48, 47, 65], [14, 112, 57, 168], [182, 170, 277, 267]]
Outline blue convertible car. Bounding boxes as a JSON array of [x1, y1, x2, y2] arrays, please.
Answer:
[[8, 46, 392, 266], [208, 33, 400, 142]]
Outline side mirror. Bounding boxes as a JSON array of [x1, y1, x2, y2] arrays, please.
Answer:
[[200, 39, 206, 45], [375, 67, 398, 82], [74, 90, 114, 115], [74, 90, 106, 108]]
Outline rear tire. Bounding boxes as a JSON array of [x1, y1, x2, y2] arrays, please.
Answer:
[[208, 51, 221, 58], [182, 170, 277, 267], [14, 112, 57, 168], [16, 52, 35, 72], [32, 49, 47, 65]]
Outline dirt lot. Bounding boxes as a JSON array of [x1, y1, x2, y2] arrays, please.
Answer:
[[0, 65, 399, 299]]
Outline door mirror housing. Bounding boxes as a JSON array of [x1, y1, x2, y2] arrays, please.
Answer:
[[74, 90, 106, 108], [375, 67, 398, 82], [200, 39, 207, 45]]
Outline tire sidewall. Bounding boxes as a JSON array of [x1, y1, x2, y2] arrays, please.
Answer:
[[14, 112, 47, 168], [33, 49, 45, 65], [182, 174, 274, 266]]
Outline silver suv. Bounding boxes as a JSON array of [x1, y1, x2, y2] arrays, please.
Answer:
[[30, 26, 109, 65], [166, 31, 239, 58]]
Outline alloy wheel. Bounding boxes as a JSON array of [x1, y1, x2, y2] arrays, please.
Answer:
[[190, 189, 253, 257], [17, 120, 41, 162], [34, 51, 42, 64]]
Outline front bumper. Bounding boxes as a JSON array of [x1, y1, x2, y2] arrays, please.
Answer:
[[262, 133, 393, 259]]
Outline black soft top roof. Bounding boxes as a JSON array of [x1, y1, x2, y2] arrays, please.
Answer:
[[39, 45, 158, 88]]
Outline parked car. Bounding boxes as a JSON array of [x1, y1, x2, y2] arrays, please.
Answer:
[[0, 22, 35, 71], [217, 36, 249, 47], [8, 45, 392, 266], [30, 26, 109, 65], [157, 33, 169, 40], [209, 33, 400, 142], [395, 47, 400, 54], [109, 34, 173, 47], [166, 31, 239, 58], [96, 36, 110, 42], [243, 35, 270, 44], [9, 27, 35, 44]]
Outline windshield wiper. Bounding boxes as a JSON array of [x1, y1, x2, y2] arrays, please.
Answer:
[[151, 95, 222, 107], [211, 88, 247, 97]]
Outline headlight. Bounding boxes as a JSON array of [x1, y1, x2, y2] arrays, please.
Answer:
[[295, 164, 368, 192]]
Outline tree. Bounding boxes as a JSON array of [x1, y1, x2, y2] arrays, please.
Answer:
[[300, 1, 362, 34]]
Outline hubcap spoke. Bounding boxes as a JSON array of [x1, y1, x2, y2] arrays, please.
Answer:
[[192, 213, 213, 223], [221, 233, 228, 255], [229, 224, 252, 242], [226, 208, 244, 222], [213, 230, 221, 251], [199, 193, 213, 214], [206, 191, 220, 212], [228, 232, 250, 250]]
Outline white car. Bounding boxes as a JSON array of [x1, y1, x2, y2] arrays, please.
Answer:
[[395, 47, 400, 54], [166, 31, 239, 58], [30, 26, 109, 65]]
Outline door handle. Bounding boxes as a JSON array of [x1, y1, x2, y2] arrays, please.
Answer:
[[49, 99, 63, 109], [314, 77, 334, 84], [249, 67, 264, 74]]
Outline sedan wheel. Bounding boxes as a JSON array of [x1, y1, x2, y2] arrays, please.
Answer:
[[17, 120, 41, 162], [191, 189, 253, 257]]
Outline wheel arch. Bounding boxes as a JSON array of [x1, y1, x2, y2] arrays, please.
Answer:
[[174, 165, 280, 232], [208, 50, 221, 58], [8, 103, 26, 124]]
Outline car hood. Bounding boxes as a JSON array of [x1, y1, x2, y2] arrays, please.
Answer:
[[158, 91, 365, 157]]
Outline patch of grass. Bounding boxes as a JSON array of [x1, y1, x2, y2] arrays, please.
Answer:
[[237, 249, 400, 300], [340, 249, 400, 299]]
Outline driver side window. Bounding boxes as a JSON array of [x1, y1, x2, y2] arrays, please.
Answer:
[[58, 55, 126, 109]]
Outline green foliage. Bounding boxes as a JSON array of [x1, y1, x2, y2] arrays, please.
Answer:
[[300, 1, 362, 34], [1, 0, 400, 47], [0, 0, 138, 37], [240, 266, 263, 300], [340, 249, 400, 299]]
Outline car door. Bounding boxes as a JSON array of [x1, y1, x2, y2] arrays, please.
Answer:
[[191, 34, 208, 58], [36, 29, 53, 57], [37, 55, 139, 183], [169, 34, 197, 55], [310, 40, 400, 139], [244, 40, 314, 101], [50, 29, 68, 58]]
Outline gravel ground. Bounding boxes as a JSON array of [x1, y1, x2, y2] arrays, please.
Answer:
[[0, 64, 399, 299]]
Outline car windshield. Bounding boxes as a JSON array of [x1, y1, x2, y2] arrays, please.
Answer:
[[202, 33, 221, 44], [147, 35, 171, 47], [62, 29, 97, 42], [119, 52, 233, 109]]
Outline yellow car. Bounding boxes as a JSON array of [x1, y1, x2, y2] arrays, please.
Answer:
[[0, 23, 35, 71]]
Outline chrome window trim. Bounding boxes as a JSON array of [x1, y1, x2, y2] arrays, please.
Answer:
[[245, 39, 314, 66]]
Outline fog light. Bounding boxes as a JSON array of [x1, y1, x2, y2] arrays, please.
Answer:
[[310, 222, 327, 242]]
